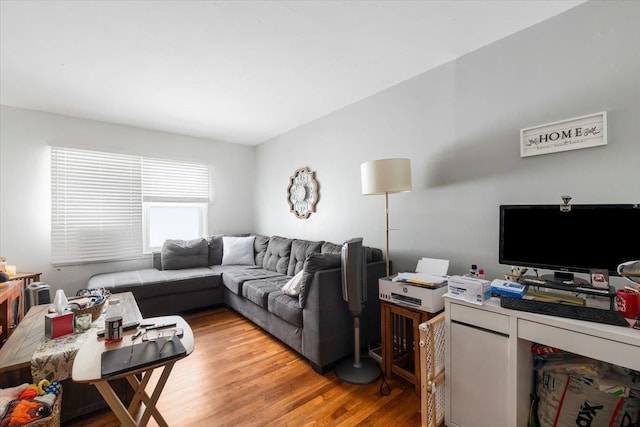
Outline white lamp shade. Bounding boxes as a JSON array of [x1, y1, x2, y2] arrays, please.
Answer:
[[361, 158, 412, 195]]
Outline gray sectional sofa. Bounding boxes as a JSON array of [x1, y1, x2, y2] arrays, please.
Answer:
[[88, 234, 385, 372]]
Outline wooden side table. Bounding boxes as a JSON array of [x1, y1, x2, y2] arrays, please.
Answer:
[[380, 300, 439, 392]]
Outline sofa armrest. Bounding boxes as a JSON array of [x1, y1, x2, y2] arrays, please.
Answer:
[[301, 260, 385, 370]]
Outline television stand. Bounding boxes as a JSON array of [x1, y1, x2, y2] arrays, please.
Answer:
[[520, 276, 616, 309], [540, 271, 588, 286]]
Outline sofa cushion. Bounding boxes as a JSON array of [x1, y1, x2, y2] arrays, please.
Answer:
[[366, 247, 384, 262], [299, 253, 342, 308], [321, 241, 342, 255], [262, 236, 293, 274], [268, 291, 303, 328], [287, 239, 323, 276], [161, 238, 208, 270], [252, 234, 270, 266], [89, 268, 167, 288], [88, 268, 221, 294], [242, 277, 289, 309], [222, 235, 256, 265], [320, 240, 383, 262], [222, 268, 283, 295], [128, 270, 222, 299]]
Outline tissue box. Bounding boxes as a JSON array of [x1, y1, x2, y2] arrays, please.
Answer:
[[491, 279, 527, 298], [448, 275, 491, 305], [45, 312, 74, 339]]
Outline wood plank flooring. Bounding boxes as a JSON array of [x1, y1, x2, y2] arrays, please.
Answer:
[[64, 307, 421, 426]]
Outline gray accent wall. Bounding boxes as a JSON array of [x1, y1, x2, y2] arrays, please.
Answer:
[[0, 106, 254, 295], [254, 1, 640, 284]]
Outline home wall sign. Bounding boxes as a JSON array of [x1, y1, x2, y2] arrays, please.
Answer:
[[520, 111, 607, 158], [287, 167, 318, 219]]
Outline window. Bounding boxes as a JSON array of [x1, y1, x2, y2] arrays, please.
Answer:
[[143, 203, 208, 252], [141, 157, 209, 253], [51, 147, 209, 265]]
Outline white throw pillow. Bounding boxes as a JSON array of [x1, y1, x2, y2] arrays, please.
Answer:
[[282, 270, 304, 296], [221, 235, 256, 266]]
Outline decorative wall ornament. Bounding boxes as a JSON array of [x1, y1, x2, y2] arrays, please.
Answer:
[[520, 111, 607, 158], [287, 167, 318, 219]]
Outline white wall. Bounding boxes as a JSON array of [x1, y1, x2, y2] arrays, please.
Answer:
[[0, 106, 255, 295], [1, 1, 637, 297], [254, 1, 640, 285]]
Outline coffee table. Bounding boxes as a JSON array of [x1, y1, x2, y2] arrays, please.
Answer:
[[72, 315, 194, 427]]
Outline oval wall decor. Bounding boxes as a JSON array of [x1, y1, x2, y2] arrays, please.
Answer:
[[287, 167, 318, 219]]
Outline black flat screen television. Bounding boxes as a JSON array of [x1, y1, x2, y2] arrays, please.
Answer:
[[499, 204, 640, 278]]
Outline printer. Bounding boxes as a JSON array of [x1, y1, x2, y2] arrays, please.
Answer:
[[378, 257, 449, 313], [379, 278, 447, 313]]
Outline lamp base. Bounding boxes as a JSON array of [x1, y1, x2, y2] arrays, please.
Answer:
[[335, 357, 381, 385]]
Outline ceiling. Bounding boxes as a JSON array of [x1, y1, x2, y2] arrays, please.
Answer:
[[0, 1, 585, 146]]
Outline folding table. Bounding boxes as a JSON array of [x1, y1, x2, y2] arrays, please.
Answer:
[[72, 315, 194, 427]]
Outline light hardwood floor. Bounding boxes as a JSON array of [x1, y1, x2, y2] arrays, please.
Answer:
[[65, 307, 421, 426]]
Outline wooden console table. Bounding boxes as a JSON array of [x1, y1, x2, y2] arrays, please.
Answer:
[[0, 279, 24, 347], [0, 292, 140, 422], [9, 272, 42, 287]]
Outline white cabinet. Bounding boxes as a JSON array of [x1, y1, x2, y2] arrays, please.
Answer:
[[449, 322, 509, 427], [446, 303, 510, 427], [444, 296, 640, 427]]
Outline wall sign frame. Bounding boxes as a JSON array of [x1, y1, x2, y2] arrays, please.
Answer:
[[520, 111, 607, 158]]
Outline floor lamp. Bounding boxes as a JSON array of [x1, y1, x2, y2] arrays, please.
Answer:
[[361, 158, 412, 277]]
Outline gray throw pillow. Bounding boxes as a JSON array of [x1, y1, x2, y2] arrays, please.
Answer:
[[252, 234, 270, 266], [299, 253, 341, 308], [321, 241, 343, 255], [207, 235, 224, 266], [161, 238, 208, 270], [365, 247, 384, 262]]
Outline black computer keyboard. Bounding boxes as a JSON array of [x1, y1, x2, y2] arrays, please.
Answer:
[[500, 297, 630, 327]]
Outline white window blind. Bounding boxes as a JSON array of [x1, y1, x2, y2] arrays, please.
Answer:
[[51, 147, 209, 265], [141, 158, 209, 253], [142, 158, 209, 203]]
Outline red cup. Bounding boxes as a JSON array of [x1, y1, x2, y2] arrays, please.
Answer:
[[616, 289, 640, 319]]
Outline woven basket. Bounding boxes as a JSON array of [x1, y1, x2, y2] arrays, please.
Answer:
[[24, 387, 62, 427], [70, 297, 105, 321]]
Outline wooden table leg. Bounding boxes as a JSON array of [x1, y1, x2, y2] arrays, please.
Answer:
[[137, 363, 174, 427], [93, 381, 137, 427], [94, 363, 174, 427], [127, 369, 153, 416]]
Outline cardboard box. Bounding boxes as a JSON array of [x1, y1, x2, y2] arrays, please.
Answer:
[[491, 279, 527, 298], [45, 312, 74, 339], [447, 275, 491, 305]]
